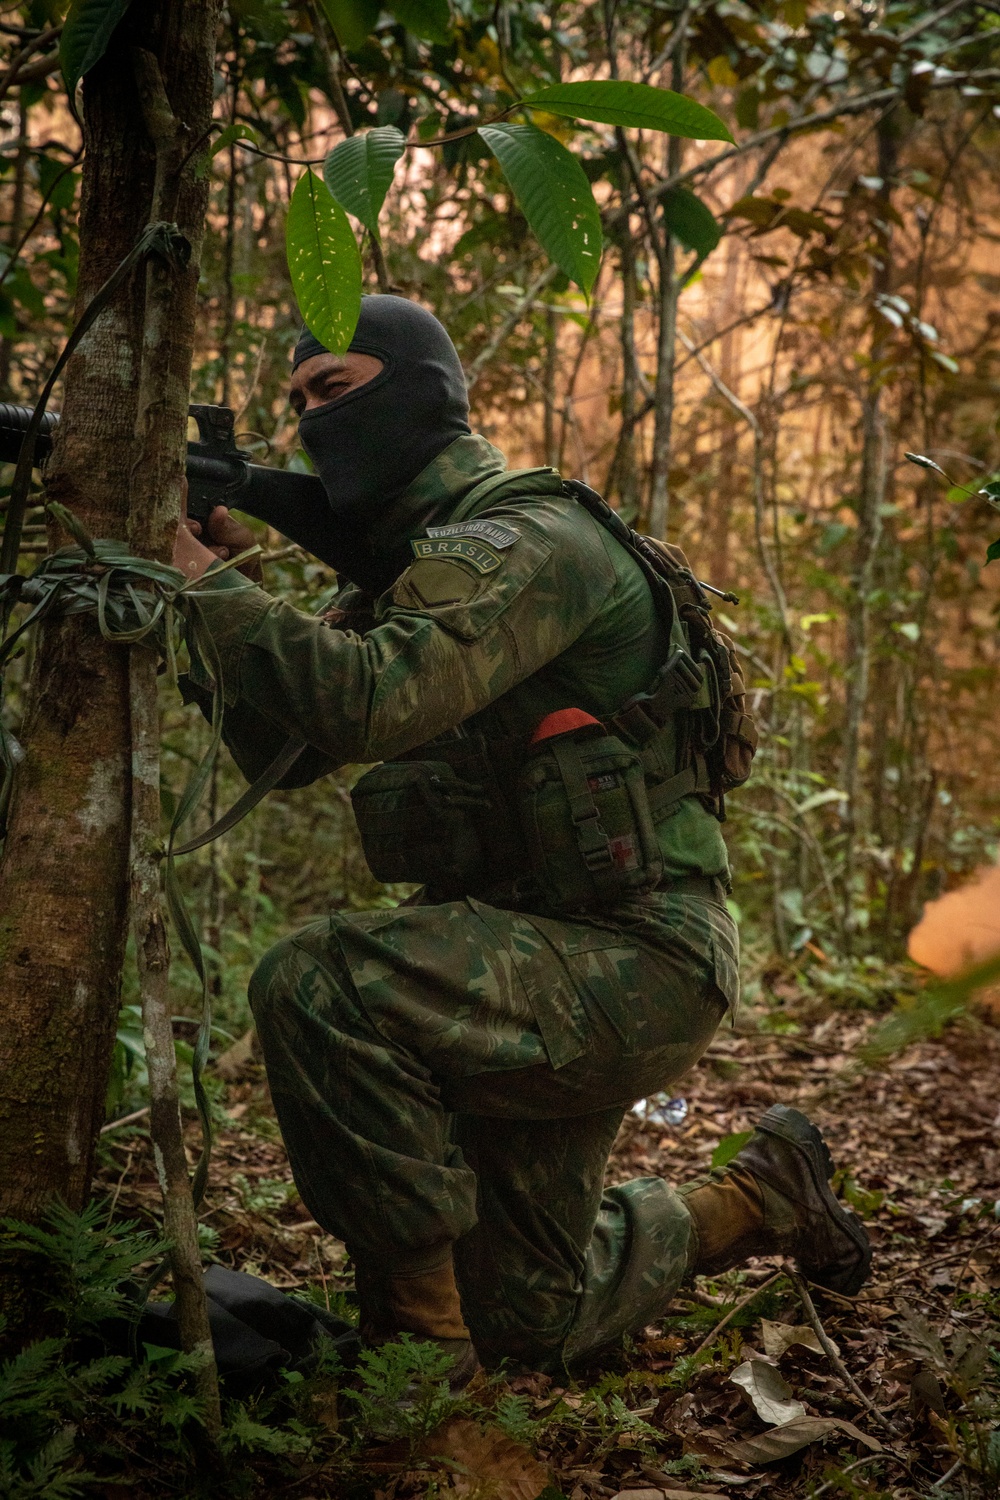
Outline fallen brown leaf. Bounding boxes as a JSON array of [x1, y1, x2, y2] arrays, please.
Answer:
[[715, 1414, 883, 1465], [730, 1358, 807, 1425], [424, 1418, 551, 1500], [760, 1319, 837, 1359], [611, 1490, 728, 1500]]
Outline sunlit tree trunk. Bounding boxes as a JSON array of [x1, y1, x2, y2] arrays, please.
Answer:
[[647, 37, 687, 541], [0, 1, 219, 1338], [841, 114, 899, 942]]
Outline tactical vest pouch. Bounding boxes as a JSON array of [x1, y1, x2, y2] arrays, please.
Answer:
[[712, 631, 758, 790], [518, 725, 662, 913], [351, 761, 487, 894]]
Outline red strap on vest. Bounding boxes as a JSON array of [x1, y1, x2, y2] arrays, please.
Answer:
[[530, 708, 601, 745]]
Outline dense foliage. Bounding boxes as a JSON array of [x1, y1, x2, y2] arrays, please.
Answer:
[[0, 0, 997, 1043], [1, 7, 1000, 1495]]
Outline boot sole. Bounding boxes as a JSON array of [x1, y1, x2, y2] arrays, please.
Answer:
[[754, 1104, 872, 1297]]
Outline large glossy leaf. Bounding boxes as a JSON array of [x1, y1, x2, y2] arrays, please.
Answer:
[[285, 171, 362, 355], [522, 81, 733, 143], [323, 127, 406, 238], [319, 0, 379, 51], [478, 123, 602, 296], [60, 0, 132, 97], [388, 0, 451, 44], [661, 185, 722, 256]]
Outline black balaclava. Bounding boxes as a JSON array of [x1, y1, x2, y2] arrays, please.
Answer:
[[294, 295, 471, 527]]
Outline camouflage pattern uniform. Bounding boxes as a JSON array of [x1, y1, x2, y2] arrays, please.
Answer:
[[189, 434, 740, 1371]]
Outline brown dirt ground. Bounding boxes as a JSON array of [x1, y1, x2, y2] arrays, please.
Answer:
[[97, 994, 1000, 1499]]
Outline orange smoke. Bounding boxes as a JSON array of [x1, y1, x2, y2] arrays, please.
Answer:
[[908, 865, 1000, 986]]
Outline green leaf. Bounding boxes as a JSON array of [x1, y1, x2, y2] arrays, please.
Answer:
[[323, 126, 405, 238], [661, 185, 722, 257], [987, 538, 1000, 565], [60, 0, 132, 97], [195, 122, 261, 180], [521, 81, 733, 143], [387, 0, 451, 44], [285, 171, 362, 356], [37, 155, 77, 213], [711, 1130, 754, 1170], [212, 122, 261, 158], [478, 123, 602, 296], [319, 0, 380, 50]]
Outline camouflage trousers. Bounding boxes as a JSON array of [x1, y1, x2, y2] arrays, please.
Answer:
[[248, 884, 738, 1371]]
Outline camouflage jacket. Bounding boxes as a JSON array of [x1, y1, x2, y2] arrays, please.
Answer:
[[187, 434, 731, 884]]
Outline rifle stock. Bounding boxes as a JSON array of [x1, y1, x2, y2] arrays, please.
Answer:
[[0, 400, 336, 565]]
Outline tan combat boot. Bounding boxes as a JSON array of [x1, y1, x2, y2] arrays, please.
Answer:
[[679, 1104, 872, 1295], [355, 1251, 480, 1392]]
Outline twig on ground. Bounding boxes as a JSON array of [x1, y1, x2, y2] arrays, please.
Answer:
[[789, 1268, 897, 1433], [810, 1453, 908, 1497], [100, 1106, 151, 1135], [689, 1269, 782, 1358], [107, 1149, 136, 1218], [954, 1221, 1000, 1289], [675, 1287, 727, 1309], [930, 1456, 963, 1491]]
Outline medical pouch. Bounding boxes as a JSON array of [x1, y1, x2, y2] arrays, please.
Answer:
[[518, 723, 662, 913], [351, 760, 487, 894]]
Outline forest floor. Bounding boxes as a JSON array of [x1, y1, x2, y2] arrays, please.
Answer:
[[97, 978, 1000, 1499]]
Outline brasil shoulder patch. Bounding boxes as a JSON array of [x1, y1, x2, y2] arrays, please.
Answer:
[[410, 536, 504, 574]]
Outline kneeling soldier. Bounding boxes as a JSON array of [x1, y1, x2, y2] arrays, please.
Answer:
[[174, 295, 870, 1384]]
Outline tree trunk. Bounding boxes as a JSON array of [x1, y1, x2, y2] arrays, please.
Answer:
[[647, 46, 685, 541], [542, 306, 559, 468], [840, 113, 899, 942], [708, 237, 742, 584], [0, 0, 219, 1333], [0, 95, 29, 396], [606, 219, 642, 522]]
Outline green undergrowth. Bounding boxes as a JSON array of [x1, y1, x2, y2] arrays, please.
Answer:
[[0, 1201, 732, 1499], [0, 1201, 471, 1497], [4, 1203, 1000, 1498]]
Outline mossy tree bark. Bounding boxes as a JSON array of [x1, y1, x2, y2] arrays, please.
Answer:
[[0, 0, 220, 1336]]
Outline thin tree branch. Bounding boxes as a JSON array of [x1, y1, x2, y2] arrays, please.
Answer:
[[0, 151, 83, 296], [465, 264, 559, 388], [690, 1270, 783, 1359], [129, 43, 221, 1435], [0, 22, 60, 103], [656, 69, 1000, 200], [899, 0, 976, 42], [677, 327, 790, 641], [789, 1271, 897, 1433]]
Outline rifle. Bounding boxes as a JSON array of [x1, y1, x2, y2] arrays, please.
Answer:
[[0, 401, 336, 562]]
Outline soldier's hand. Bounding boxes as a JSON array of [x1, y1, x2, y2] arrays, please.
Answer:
[[174, 478, 218, 582], [201, 506, 263, 583]]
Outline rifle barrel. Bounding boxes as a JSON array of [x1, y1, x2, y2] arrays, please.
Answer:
[[0, 403, 331, 561]]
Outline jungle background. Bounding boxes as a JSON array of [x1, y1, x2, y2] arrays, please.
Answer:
[[1, 0, 1000, 1496]]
